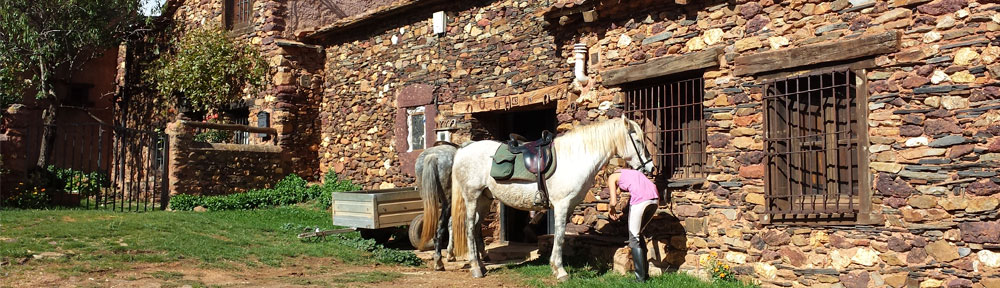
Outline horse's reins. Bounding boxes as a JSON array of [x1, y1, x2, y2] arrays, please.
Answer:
[[626, 125, 653, 170]]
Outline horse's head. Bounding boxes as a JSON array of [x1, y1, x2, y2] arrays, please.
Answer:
[[621, 117, 654, 174]]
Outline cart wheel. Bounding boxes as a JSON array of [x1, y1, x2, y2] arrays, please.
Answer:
[[409, 214, 433, 251], [359, 228, 392, 244]]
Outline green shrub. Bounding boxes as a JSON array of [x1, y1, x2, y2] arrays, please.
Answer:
[[193, 129, 234, 143], [169, 172, 359, 211], [315, 170, 361, 209], [47, 166, 110, 196], [374, 248, 423, 266], [6, 183, 50, 209], [3, 167, 110, 209]]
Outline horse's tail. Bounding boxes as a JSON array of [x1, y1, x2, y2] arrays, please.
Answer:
[[418, 154, 441, 250], [451, 168, 468, 259]]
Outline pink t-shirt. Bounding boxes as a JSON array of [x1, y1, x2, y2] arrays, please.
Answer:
[[616, 169, 658, 205]]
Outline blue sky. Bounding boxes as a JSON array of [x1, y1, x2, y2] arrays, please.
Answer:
[[141, 0, 165, 16]]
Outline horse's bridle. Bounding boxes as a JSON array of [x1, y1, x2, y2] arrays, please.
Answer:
[[626, 124, 654, 171]]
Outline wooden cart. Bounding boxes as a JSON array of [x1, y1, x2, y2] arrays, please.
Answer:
[[331, 186, 429, 248]]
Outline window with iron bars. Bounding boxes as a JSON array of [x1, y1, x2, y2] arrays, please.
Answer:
[[226, 0, 254, 33], [623, 75, 707, 183], [763, 68, 869, 222]]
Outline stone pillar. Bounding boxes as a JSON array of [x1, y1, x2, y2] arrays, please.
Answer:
[[164, 120, 192, 197]]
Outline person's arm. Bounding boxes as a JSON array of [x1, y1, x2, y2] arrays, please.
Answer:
[[607, 172, 621, 219]]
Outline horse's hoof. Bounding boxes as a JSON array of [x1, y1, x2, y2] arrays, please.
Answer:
[[556, 273, 570, 282], [447, 256, 456, 262], [433, 260, 445, 271], [471, 268, 485, 278]]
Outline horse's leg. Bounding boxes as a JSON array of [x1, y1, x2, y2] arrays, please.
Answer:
[[446, 223, 455, 261], [433, 193, 450, 271], [549, 202, 570, 281], [475, 197, 491, 262], [465, 192, 486, 278]]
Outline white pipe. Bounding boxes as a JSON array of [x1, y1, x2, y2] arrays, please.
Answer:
[[573, 43, 589, 84]]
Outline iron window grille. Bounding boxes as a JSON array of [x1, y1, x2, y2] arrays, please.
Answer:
[[623, 76, 708, 183], [763, 69, 868, 220]]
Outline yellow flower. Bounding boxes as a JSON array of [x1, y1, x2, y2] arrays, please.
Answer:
[[714, 267, 719, 272], [720, 273, 726, 278], [724, 264, 729, 269]]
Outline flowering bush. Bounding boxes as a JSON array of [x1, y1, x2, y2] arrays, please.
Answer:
[[701, 251, 736, 282], [6, 182, 50, 209]]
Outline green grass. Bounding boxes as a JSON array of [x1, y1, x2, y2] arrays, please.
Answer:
[[0, 206, 384, 270], [500, 258, 757, 288]]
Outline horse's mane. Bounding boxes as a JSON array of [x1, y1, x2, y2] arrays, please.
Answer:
[[553, 119, 626, 155]]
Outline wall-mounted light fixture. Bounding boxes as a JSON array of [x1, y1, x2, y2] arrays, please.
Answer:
[[433, 11, 447, 36]]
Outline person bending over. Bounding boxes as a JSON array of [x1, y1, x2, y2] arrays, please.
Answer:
[[607, 168, 659, 282]]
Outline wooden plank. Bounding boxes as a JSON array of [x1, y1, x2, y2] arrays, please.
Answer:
[[855, 69, 873, 222], [452, 85, 566, 114], [372, 189, 421, 202], [377, 211, 423, 228], [334, 202, 374, 214], [734, 31, 901, 76], [333, 214, 376, 229], [601, 46, 723, 86], [331, 192, 375, 202], [377, 200, 423, 214]]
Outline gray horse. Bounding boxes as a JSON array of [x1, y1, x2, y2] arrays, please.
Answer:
[[415, 143, 459, 270]]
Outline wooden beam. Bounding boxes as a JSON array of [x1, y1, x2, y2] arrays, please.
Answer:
[[451, 85, 566, 114], [733, 31, 901, 76], [601, 46, 723, 86], [305, 0, 448, 42]]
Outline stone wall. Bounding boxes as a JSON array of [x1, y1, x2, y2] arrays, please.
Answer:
[[317, 0, 571, 189], [166, 120, 285, 196], [167, 0, 1000, 286], [172, 0, 324, 179], [540, 0, 1000, 287]]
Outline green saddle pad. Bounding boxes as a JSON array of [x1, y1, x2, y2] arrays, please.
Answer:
[[490, 145, 555, 181]]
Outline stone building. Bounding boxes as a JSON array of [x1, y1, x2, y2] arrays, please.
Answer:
[[166, 0, 1000, 287]]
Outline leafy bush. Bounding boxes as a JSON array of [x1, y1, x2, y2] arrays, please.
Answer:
[[47, 166, 109, 196], [147, 27, 268, 113], [315, 170, 361, 209], [278, 222, 422, 267], [193, 129, 234, 143], [6, 183, 50, 209], [374, 247, 423, 266], [3, 166, 110, 209], [169, 172, 359, 211], [702, 251, 737, 282]]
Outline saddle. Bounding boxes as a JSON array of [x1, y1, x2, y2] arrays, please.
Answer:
[[507, 130, 555, 207]]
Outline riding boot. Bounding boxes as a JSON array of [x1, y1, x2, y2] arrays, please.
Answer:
[[629, 234, 649, 282]]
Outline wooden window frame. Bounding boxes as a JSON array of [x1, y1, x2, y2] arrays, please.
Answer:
[[406, 106, 426, 152], [623, 73, 708, 186], [225, 0, 253, 34], [760, 62, 875, 226]]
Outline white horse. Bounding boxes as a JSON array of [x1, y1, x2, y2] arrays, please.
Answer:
[[451, 117, 654, 281]]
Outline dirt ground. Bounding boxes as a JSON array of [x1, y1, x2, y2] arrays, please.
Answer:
[[1, 257, 531, 288]]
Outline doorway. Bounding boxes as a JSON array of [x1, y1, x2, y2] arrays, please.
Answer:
[[473, 105, 556, 243]]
